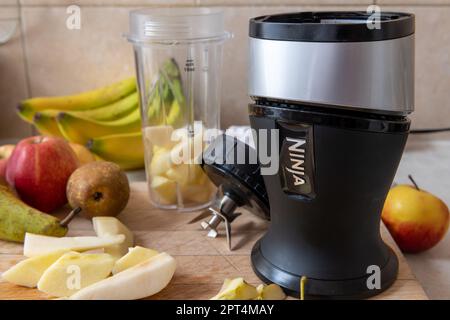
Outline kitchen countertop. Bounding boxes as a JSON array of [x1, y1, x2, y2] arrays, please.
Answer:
[[0, 182, 427, 300], [393, 132, 450, 300], [1, 132, 447, 299]]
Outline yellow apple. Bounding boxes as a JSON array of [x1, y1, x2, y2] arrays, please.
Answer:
[[382, 184, 449, 253], [0, 144, 14, 185], [69, 142, 96, 166], [0, 144, 15, 159]]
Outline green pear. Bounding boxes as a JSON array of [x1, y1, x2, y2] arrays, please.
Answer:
[[0, 185, 67, 243]]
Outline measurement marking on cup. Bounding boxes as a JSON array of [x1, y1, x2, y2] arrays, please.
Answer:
[[185, 59, 195, 72]]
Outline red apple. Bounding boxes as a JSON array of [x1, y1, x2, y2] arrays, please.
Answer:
[[6, 136, 79, 213], [382, 180, 450, 253]]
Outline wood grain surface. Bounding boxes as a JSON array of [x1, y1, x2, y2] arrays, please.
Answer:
[[0, 182, 428, 300]]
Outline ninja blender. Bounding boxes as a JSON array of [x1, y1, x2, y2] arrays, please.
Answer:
[[247, 11, 415, 299]]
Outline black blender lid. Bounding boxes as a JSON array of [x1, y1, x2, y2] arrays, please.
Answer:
[[249, 11, 414, 42]]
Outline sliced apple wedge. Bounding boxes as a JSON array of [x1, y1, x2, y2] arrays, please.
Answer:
[[37, 251, 115, 297], [23, 233, 125, 257], [1, 250, 68, 288], [112, 246, 159, 275], [92, 217, 134, 259], [256, 284, 286, 300], [211, 277, 258, 300], [70, 252, 176, 300]]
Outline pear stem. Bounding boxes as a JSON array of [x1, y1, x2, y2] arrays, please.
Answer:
[[60, 207, 82, 227], [408, 174, 420, 191]]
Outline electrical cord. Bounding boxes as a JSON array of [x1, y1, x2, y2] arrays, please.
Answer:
[[411, 128, 450, 134]]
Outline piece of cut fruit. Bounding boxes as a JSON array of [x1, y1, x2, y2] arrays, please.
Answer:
[[211, 277, 258, 300], [144, 125, 175, 149], [149, 148, 172, 177], [37, 251, 115, 297], [23, 233, 125, 257], [170, 131, 204, 166], [256, 283, 286, 300], [151, 175, 177, 205], [165, 164, 204, 186], [70, 252, 176, 300], [1, 250, 68, 288], [112, 246, 159, 275], [92, 217, 134, 259]]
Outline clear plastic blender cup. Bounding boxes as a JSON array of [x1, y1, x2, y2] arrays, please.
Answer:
[[128, 8, 230, 211]]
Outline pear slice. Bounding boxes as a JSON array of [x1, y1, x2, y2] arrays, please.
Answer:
[[256, 284, 286, 300], [92, 217, 134, 259], [211, 277, 258, 300], [37, 251, 115, 297], [112, 246, 159, 275], [70, 252, 176, 300], [1, 250, 68, 288], [24, 233, 125, 257]]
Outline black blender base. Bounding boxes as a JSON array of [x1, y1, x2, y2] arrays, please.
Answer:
[[251, 241, 399, 300]]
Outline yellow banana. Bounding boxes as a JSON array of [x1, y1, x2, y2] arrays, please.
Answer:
[[74, 92, 138, 121], [56, 107, 141, 145], [33, 112, 64, 137], [17, 77, 136, 122], [87, 132, 144, 170], [31, 92, 139, 137]]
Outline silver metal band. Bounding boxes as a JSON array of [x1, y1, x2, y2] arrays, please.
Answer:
[[248, 35, 414, 114]]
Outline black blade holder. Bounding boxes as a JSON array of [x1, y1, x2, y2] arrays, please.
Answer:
[[200, 134, 270, 250]]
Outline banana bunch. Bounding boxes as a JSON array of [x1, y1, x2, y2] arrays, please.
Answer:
[[17, 59, 186, 170]]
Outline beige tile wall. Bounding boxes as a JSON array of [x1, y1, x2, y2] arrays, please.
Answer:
[[0, 0, 449, 139], [0, 4, 31, 139]]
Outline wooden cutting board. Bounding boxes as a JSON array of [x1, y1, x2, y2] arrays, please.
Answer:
[[0, 182, 428, 300]]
